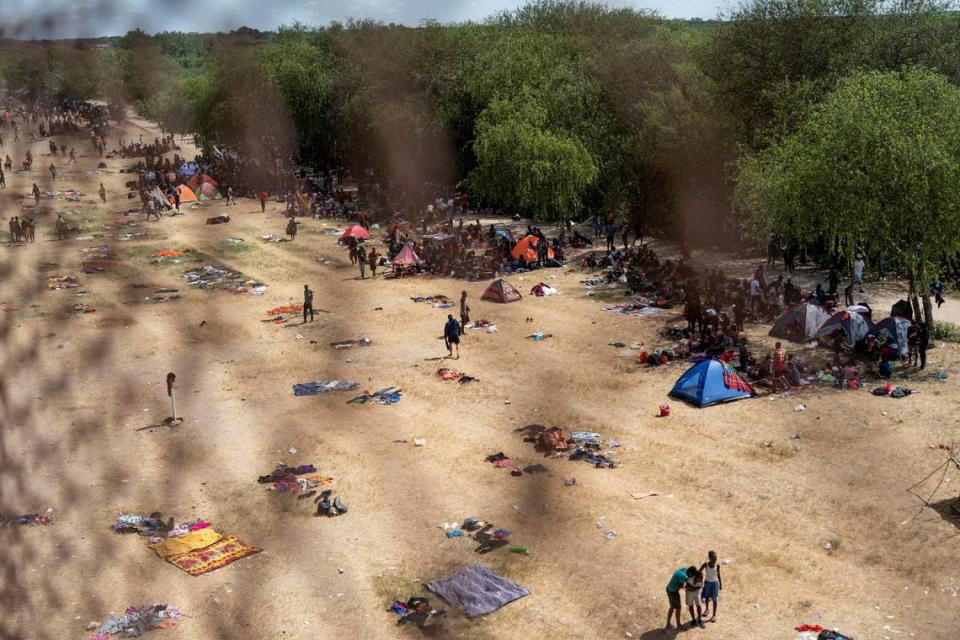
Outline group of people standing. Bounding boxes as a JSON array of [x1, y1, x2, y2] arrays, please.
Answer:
[[7, 216, 36, 243], [666, 551, 723, 630]]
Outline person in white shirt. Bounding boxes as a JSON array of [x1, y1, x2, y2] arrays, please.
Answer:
[[749, 277, 761, 312], [853, 255, 865, 293]]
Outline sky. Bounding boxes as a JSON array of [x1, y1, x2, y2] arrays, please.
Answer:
[[0, 0, 728, 39]]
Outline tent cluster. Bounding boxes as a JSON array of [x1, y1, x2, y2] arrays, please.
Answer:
[[770, 302, 914, 354]]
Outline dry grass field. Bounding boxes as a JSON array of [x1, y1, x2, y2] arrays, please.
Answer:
[[2, 113, 959, 640]]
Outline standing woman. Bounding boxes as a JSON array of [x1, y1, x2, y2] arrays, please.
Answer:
[[459, 291, 470, 336]]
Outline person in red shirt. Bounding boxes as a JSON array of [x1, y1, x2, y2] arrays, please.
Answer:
[[773, 341, 787, 377], [257, 190, 268, 213]]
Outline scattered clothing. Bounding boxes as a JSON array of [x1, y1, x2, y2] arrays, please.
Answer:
[[89, 604, 184, 640], [293, 380, 359, 396]]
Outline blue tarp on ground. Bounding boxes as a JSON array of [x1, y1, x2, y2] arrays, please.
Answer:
[[669, 359, 755, 408], [426, 564, 529, 618]]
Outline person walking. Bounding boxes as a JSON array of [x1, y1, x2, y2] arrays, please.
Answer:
[[303, 284, 315, 323], [285, 217, 298, 241], [173, 188, 180, 211], [357, 244, 367, 279], [98, 182, 106, 203], [9, 216, 20, 243], [459, 291, 470, 335], [444, 314, 461, 359], [917, 321, 930, 370], [67, 148, 77, 165], [226, 185, 236, 206], [0, 167, 5, 189], [367, 247, 379, 278], [853, 254, 865, 293], [55, 214, 67, 240], [32, 183, 40, 206], [258, 190, 268, 213]]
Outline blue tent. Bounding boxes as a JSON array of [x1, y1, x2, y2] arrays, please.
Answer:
[[669, 359, 755, 408], [177, 161, 199, 177]]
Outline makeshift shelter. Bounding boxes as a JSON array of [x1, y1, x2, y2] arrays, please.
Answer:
[[342, 225, 371, 241], [177, 161, 198, 177], [481, 278, 522, 303], [873, 316, 913, 358], [195, 181, 222, 201], [891, 299, 913, 320], [175, 185, 198, 203], [392, 242, 421, 267], [669, 359, 755, 408], [426, 565, 529, 618], [817, 306, 873, 349], [511, 235, 555, 263], [769, 302, 831, 343]]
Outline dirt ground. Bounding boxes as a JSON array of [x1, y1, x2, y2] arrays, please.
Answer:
[[2, 113, 960, 640]]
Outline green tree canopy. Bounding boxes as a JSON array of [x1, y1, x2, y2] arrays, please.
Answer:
[[736, 67, 960, 313]]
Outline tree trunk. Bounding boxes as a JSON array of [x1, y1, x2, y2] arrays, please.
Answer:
[[922, 294, 934, 326]]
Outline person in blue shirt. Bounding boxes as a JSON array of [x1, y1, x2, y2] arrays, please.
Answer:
[[666, 566, 694, 629]]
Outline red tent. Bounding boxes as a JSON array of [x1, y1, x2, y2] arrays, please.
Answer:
[[481, 278, 522, 303], [342, 225, 371, 240]]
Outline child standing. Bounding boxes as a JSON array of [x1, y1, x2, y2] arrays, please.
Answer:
[[685, 568, 705, 628], [700, 550, 722, 623]]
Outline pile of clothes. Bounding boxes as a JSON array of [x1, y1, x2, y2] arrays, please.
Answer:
[[47, 275, 80, 290], [436, 368, 477, 384], [530, 283, 558, 297], [0, 513, 54, 527], [330, 338, 372, 349], [602, 302, 663, 318], [259, 234, 288, 242], [442, 517, 526, 554], [183, 264, 266, 295], [89, 604, 184, 640], [347, 386, 402, 405], [389, 596, 447, 628], [411, 294, 454, 308], [151, 249, 195, 265], [568, 431, 618, 468], [258, 462, 342, 516], [266, 304, 303, 324], [72, 303, 96, 313], [293, 380, 359, 396], [206, 215, 231, 225], [872, 383, 915, 398]]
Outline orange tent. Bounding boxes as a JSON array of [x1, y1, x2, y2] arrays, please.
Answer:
[[175, 185, 198, 202], [511, 235, 554, 263]]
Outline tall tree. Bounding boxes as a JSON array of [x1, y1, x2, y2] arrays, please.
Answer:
[[736, 67, 960, 322]]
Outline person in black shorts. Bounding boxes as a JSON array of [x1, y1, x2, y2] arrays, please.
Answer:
[[444, 314, 461, 359]]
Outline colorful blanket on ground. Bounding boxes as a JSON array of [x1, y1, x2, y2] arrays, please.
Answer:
[[149, 528, 222, 559], [165, 534, 261, 576], [293, 380, 359, 396]]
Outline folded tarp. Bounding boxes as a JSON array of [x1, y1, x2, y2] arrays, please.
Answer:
[[426, 564, 529, 618]]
